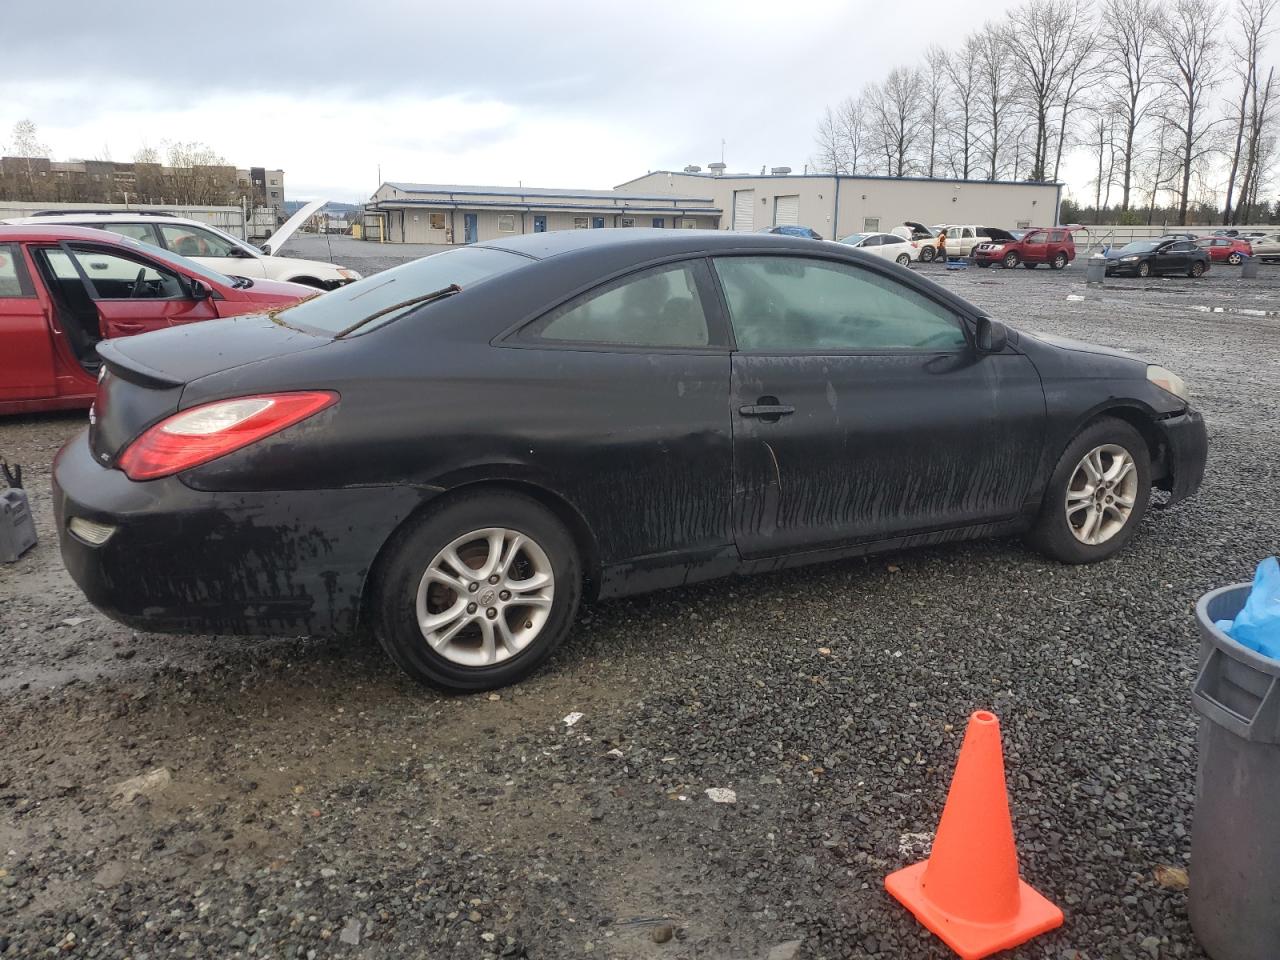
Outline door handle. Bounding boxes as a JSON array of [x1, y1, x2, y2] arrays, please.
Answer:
[[739, 403, 795, 419]]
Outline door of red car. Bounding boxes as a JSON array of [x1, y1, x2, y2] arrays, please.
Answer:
[[0, 242, 57, 404], [58, 242, 219, 337], [1021, 230, 1049, 263]]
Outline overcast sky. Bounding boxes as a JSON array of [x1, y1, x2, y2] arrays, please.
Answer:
[[5, 0, 1091, 205]]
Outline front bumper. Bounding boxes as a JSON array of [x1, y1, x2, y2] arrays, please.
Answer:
[[52, 429, 429, 638], [1154, 409, 1208, 508]]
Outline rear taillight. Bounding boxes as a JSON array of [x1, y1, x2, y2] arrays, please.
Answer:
[[117, 391, 338, 480]]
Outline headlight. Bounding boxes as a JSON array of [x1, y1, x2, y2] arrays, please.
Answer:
[[337, 268, 362, 280], [989, 244, 1004, 251], [1147, 364, 1189, 402], [1121, 255, 1139, 261]]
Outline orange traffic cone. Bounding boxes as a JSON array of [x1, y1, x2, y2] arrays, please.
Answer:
[[885, 710, 1063, 960]]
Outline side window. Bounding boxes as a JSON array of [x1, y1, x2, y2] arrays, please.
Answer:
[[524, 263, 711, 348], [861, 235, 884, 246], [66, 246, 188, 300], [102, 222, 159, 244], [0, 243, 35, 298], [713, 256, 968, 353], [881, 235, 906, 246], [158, 224, 237, 258], [963, 227, 976, 239], [1049, 230, 1066, 242], [1024, 231, 1047, 243]]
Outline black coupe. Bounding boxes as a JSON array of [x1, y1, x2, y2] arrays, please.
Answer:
[[54, 229, 1207, 690]]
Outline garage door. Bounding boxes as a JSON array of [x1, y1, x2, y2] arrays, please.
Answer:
[[733, 190, 755, 231], [775, 195, 799, 226]]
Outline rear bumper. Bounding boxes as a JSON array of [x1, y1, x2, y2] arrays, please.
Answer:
[[52, 429, 431, 638], [1154, 409, 1208, 508]]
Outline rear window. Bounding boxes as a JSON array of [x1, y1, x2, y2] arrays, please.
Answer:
[[278, 247, 530, 336]]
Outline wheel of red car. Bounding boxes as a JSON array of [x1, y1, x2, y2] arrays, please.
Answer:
[[1052, 252, 1069, 270], [1227, 252, 1243, 265], [1002, 251, 1020, 268], [371, 490, 582, 691]]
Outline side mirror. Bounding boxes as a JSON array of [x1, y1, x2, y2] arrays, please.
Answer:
[[975, 317, 1008, 353], [258, 242, 273, 255], [189, 279, 212, 300]]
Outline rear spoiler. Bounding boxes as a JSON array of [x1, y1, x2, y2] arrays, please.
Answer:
[[96, 341, 184, 389]]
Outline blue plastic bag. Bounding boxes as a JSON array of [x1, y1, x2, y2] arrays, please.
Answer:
[[1215, 557, 1280, 660]]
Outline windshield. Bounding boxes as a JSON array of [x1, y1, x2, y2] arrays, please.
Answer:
[[277, 246, 530, 335], [1118, 241, 1160, 254]]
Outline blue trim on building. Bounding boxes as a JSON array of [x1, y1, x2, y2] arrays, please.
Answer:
[[368, 199, 721, 216], [383, 182, 715, 203], [616, 170, 1064, 190]]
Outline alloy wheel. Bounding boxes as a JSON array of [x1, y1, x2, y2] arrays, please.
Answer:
[[415, 527, 555, 666], [1065, 444, 1139, 545]]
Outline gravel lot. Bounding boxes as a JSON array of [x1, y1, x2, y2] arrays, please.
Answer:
[[2, 244, 1278, 960]]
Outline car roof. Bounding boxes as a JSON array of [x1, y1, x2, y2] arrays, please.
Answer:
[[0, 223, 154, 243], [477, 227, 834, 261]]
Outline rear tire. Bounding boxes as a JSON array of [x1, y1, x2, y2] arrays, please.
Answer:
[[1052, 252, 1068, 270], [371, 491, 582, 690], [1190, 260, 1206, 278], [1029, 417, 1151, 564], [921, 247, 936, 262], [1228, 252, 1243, 265]]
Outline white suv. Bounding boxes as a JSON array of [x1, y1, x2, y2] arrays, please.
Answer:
[[1, 211, 361, 290]]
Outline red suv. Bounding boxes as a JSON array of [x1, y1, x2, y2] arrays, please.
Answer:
[[973, 228, 1075, 270], [1, 225, 314, 414]]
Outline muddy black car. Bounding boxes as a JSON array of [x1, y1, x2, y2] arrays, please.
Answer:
[[1106, 238, 1210, 278], [53, 230, 1207, 690]]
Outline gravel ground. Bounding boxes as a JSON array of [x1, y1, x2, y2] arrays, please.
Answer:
[[2, 252, 1278, 960]]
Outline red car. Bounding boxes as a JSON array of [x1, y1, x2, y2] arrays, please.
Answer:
[[1, 225, 314, 414], [1196, 236, 1252, 265], [972, 227, 1076, 269]]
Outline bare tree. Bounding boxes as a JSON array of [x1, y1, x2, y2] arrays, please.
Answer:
[[1238, 65, 1278, 221], [1051, 7, 1102, 181], [8, 119, 49, 159], [811, 96, 868, 175], [1005, 0, 1083, 180], [1225, 0, 1278, 223], [974, 23, 1014, 179], [921, 46, 950, 177], [1154, 0, 1226, 224], [1102, 0, 1159, 211], [1087, 106, 1120, 219], [813, 105, 850, 174], [133, 144, 160, 164], [945, 34, 982, 178], [865, 67, 926, 176]]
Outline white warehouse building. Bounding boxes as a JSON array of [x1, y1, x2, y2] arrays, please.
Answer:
[[618, 169, 1064, 239], [363, 171, 1062, 244]]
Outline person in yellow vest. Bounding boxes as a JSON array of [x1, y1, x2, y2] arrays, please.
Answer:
[[936, 229, 947, 262]]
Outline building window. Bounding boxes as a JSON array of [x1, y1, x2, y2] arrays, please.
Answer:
[[498, 214, 516, 233], [270, 178, 279, 185], [574, 217, 589, 229], [430, 212, 446, 230], [270, 191, 279, 198], [863, 217, 880, 231], [621, 217, 635, 228], [652, 217, 665, 228], [680, 218, 698, 229]]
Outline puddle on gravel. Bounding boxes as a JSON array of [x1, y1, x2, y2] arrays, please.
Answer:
[[1190, 304, 1280, 318]]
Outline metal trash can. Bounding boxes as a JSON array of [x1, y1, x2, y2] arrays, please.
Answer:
[[1190, 584, 1280, 960], [0, 488, 37, 562], [1086, 256, 1106, 284], [1241, 255, 1259, 279]]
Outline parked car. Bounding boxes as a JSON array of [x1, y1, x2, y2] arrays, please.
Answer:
[[758, 225, 823, 240], [837, 231, 920, 265], [1105, 238, 1210, 277], [1248, 232, 1280, 262], [972, 227, 1075, 269], [893, 221, 940, 261], [1, 210, 361, 290], [1196, 236, 1252, 265], [0, 225, 314, 414], [931, 225, 1019, 258], [53, 229, 1207, 691]]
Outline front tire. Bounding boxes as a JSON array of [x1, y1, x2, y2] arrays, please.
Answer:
[[896, 253, 912, 266], [1029, 417, 1151, 564], [1138, 261, 1151, 278], [371, 491, 582, 690], [1003, 251, 1020, 269]]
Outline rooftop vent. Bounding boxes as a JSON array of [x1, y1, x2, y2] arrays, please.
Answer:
[[770, 166, 792, 175], [708, 162, 727, 177], [683, 164, 702, 173]]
